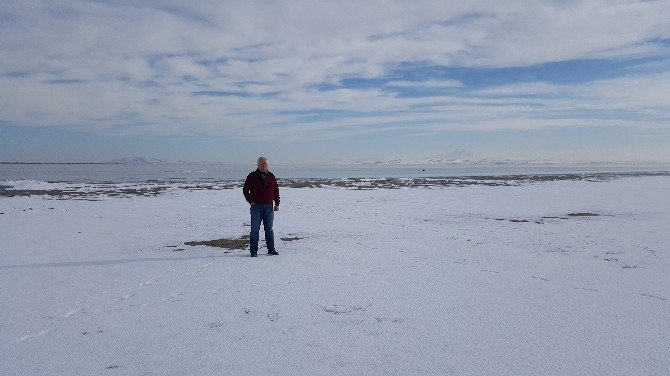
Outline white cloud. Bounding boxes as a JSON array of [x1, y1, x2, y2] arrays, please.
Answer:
[[1, 0, 670, 143], [387, 79, 463, 89], [474, 82, 560, 96]]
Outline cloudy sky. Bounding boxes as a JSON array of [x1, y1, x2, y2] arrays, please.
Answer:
[[1, 0, 670, 163]]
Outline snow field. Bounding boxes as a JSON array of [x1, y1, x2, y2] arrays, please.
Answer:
[[1, 176, 668, 375]]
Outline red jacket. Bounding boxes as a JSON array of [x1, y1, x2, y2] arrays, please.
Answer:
[[243, 169, 280, 205]]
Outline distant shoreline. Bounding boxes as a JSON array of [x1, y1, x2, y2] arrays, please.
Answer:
[[2, 161, 669, 166], [3, 161, 669, 184], [2, 171, 670, 199]]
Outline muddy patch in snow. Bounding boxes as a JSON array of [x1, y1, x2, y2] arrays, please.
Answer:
[[184, 236, 250, 250]]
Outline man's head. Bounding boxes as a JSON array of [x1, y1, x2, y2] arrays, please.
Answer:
[[257, 156, 269, 172]]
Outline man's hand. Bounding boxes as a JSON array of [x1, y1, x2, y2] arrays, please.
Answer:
[[274, 205, 280, 212]]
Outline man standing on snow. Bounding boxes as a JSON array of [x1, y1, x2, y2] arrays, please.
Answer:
[[243, 156, 280, 257]]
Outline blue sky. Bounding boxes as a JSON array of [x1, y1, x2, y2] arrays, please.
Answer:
[[1, 0, 670, 163]]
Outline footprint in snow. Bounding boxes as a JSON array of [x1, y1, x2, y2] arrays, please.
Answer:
[[14, 329, 54, 343], [64, 308, 86, 318], [139, 278, 158, 286], [573, 287, 599, 292], [206, 321, 224, 329], [114, 293, 137, 301], [83, 330, 104, 336], [640, 293, 666, 301], [161, 293, 183, 303]]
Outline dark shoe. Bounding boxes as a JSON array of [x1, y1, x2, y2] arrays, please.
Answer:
[[250, 252, 257, 257], [267, 250, 279, 256]]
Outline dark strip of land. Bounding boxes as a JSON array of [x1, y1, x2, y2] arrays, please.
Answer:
[[1, 171, 668, 199]]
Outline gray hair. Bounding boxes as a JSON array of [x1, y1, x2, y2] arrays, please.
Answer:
[[257, 156, 268, 164]]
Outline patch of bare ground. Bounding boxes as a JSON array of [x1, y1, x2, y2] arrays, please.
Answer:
[[567, 212, 599, 217], [3, 171, 668, 198], [184, 235, 250, 250], [280, 236, 303, 241], [491, 212, 601, 224]]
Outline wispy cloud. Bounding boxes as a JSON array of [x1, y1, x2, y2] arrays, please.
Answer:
[[43, 79, 87, 84], [387, 79, 463, 89], [1, 0, 670, 154]]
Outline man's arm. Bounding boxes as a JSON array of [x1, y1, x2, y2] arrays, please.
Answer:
[[243, 175, 253, 204], [273, 175, 280, 211]]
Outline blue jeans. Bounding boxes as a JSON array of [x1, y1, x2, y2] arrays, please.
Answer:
[[250, 203, 275, 254]]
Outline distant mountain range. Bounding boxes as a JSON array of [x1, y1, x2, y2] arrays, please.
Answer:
[[108, 157, 211, 164], [339, 156, 659, 166], [109, 157, 170, 164]]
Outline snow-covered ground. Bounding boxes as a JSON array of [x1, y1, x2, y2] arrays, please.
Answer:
[[1, 176, 668, 375]]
